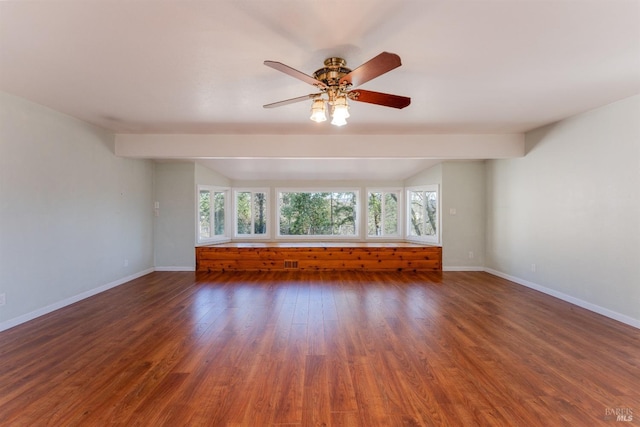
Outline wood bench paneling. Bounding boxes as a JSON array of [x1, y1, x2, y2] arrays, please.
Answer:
[[195, 242, 442, 272]]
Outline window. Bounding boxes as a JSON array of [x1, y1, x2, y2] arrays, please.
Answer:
[[406, 185, 439, 243], [278, 190, 358, 237], [197, 186, 229, 243], [234, 189, 268, 237], [367, 189, 401, 238]]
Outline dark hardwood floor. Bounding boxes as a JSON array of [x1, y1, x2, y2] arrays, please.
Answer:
[[0, 271, 638, 426]]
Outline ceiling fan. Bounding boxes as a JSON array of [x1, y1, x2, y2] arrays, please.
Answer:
[[263, 52, 411, 126]]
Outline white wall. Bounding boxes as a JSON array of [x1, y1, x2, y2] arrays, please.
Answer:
[[0, 92, 155, 329], [404, 163, 442, 188], [153, 161, 232, 270], [442, 161, 486, 270], [486, 95, 640, 326], [195, 162, 231, 186], [153, 162, 196, 270]]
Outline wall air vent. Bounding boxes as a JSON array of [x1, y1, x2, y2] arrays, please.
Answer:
[[284, 260, 299, 269]]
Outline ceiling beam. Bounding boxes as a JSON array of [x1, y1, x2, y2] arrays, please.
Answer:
[[115, 133, 524, 160]]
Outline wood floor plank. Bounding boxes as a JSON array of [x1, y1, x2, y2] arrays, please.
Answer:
[[0, 271, 638, 426], [301, 355, 330, 427]]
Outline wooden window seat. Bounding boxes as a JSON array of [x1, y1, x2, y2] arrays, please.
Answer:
[[195, 242, 442, 272]]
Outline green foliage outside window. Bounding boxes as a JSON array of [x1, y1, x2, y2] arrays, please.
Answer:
[[368, 192, 398, 236], [199, 190, 211, 238], [237, 192, 251, 234], [213, 191, 225, 235], [279, 192, 356, 236], [199, 188, 227, 239], [237, 191, 267, 235]]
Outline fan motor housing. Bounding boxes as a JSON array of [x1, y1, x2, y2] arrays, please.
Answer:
[[313, 57, 352, 86]]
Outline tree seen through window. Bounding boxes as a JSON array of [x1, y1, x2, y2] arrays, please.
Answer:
[[368, 191, 399, 236], [409, 190, 437, 237], [236, 191, 267, 235], [279, 192, 357, 236]]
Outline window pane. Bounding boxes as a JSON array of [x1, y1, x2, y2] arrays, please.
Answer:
[[424, 191, 437, 236], [409, 191, 425, 236], [236, 192, 251, 234], [199, 190, 211, 239], [368, 192, 382, 236], [313, 192, 332, 235], [279, 191, 357, 236], [253, 192, 267, 234], [332, 192, 356, 235], [213, 191, 225, 235], [279, 192, 330, 235], [406, 186, 438, 243], [384, 193, 398, 235]]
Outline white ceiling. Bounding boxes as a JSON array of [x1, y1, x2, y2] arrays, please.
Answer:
[[1, 0, 639, 180]]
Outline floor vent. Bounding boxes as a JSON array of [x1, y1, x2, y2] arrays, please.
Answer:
[[284, 260, 299, 269]]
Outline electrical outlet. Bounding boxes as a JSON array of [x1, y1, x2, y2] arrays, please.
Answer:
[[468, 251, 474, 259], [0, 293, 5, 306], [531, 263, 537, 272], [123, 259, 129, 267]]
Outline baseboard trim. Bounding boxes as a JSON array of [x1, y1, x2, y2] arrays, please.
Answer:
[[0, 268, 154, 333], [443, 266, 485, 272], [484, 268, 640, 329], [154, 266, 196, 272]]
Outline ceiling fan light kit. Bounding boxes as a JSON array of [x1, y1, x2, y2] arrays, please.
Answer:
[[264, 52, 410, 126]]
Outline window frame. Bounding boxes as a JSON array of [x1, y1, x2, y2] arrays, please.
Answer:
[[233, 188, 270, 239], [405, 185, 440, 244], [196, 185, 230, 244], [365, 188, 403, 239], [276, 188, 360, 239]]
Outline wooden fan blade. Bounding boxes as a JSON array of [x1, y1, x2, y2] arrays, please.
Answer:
[[348, 89, 411, 109], [339, 52, 402, 87], [263, 94, 319, 108], [264, 61, 327, 88]]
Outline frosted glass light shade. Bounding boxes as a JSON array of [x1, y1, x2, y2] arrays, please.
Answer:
[[309, 99, 327, 122], [332, 95, 350, 119]]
